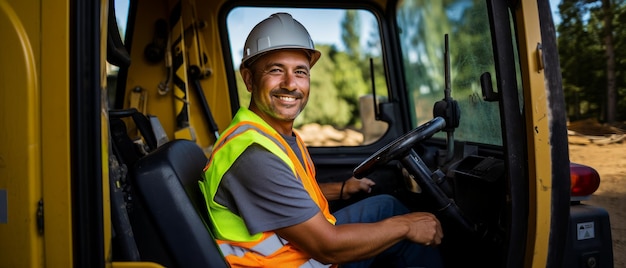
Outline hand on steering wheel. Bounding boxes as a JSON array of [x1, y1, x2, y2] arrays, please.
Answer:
[[353, 117, 475, 233]]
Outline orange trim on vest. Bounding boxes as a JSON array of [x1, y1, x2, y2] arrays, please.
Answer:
[[211, 117, 336, 267]]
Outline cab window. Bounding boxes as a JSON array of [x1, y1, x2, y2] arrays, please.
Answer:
[[107, 0, 131, 109], [226, 7, 389, 146], [396, 0, 504, 146]]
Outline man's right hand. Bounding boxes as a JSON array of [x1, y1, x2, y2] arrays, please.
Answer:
[[276, 210, 442, 264], [398, 212, 443, 246]]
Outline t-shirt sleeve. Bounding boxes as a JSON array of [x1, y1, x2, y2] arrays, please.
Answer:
[[214, 144, 320, 234]]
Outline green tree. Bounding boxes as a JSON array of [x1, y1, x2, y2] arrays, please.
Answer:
[[299, 10, 384, 128], [396, 0, 451, 99], [601, 0, 618, 122], [364, 23, 389, 97], [558, 0, 626, 122], [396, 0, 495, 123], [341, 10, 362, 61], [558, 0, 600, 119], [297, 45, 353, 127]]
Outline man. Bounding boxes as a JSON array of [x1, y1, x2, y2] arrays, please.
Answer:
[[200, 13, 443, 268]]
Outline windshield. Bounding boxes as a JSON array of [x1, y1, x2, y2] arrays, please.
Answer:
[[396, 0, 503, 146], [227, 7, 389, 147]]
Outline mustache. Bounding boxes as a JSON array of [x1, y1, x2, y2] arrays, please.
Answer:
[[271, 88, 304, 98]]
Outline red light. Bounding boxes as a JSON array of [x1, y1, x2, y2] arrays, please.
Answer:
[[570, 163, 601, 198]]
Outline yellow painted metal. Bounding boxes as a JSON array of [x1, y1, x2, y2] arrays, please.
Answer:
[[0, 0, 44, 267], [101, 0, 114, 266], [193, 0, 233, 149], [514, 0, 553, 267], [179, 0, 212, 142], [0, 0, 560, 266], [125, 0, 233, 154], [40, 0, 74, 266], [125, 1, 177, 142], [170, 0, 195, 142]]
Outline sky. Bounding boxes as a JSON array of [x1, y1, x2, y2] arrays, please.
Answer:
[[226, 8, 352, 64], [551, 0, 562, 25]]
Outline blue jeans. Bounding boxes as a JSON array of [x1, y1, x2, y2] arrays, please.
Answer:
[[332, 194, 443, 268]]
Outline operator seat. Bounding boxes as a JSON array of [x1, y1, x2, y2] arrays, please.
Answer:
[[132, 139, 228, 268]]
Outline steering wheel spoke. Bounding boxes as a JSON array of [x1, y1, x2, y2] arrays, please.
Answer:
[[353, 117, 446, 179], [353, 116, 476, 233]]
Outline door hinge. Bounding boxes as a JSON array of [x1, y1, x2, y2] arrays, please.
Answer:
[[37, 199, 44, 235], [536, 43, 544, 72]]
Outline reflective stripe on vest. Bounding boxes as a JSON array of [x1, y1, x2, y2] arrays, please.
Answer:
[[301, 259, 332, 268], [201, 108, 336, 267], [219, 233, 288, 257], [219, 234, 331, 268]]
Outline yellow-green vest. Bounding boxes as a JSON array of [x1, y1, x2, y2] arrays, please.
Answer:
[[199, 107, 336, 268]]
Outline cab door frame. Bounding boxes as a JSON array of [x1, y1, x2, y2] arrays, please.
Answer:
[[71, 0, 110, 266]]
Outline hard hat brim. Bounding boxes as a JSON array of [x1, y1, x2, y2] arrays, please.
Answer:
[[242, 46, 321, 68]]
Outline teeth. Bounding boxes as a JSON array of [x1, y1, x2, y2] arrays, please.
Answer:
[[278, 96, 296, 101]]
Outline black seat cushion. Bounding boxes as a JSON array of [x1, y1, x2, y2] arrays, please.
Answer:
[[133, 139, 228, 268]]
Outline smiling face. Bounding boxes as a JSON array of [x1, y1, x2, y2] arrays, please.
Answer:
[[241, 49, 311, 135]]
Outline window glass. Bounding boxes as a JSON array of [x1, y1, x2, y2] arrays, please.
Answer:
[[396, 0, 503, 145], [107, 0, 131, 108], [114, 0, 129, 40], [227, 7, 388, 146]]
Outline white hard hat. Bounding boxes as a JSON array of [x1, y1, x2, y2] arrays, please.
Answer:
[[242, 13, 321, 67]]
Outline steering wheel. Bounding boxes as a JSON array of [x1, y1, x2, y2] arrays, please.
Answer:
[[353, 117, 475, 233], [353, 117, 446, 178]]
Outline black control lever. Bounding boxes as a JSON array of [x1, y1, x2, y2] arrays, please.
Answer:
[[402, 150, 475, 233], [433, 34, 460, 162]]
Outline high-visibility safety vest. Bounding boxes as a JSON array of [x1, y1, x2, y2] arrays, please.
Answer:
[[199, 107, 337, 268]]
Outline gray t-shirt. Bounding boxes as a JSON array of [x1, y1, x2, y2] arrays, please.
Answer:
[[214, 134, 320, 235]]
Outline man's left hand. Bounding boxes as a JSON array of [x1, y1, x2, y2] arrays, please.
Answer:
[[342, 177, 376, 199]]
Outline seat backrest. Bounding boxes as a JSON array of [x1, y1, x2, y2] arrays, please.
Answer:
[[132, 139, 229, 268]]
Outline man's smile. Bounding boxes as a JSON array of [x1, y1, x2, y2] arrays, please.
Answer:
[[276, 95, 297, 102], [272, 92, 303, 106]]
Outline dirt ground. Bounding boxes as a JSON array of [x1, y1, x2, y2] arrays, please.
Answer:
[[569, 141, 625, 267]]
